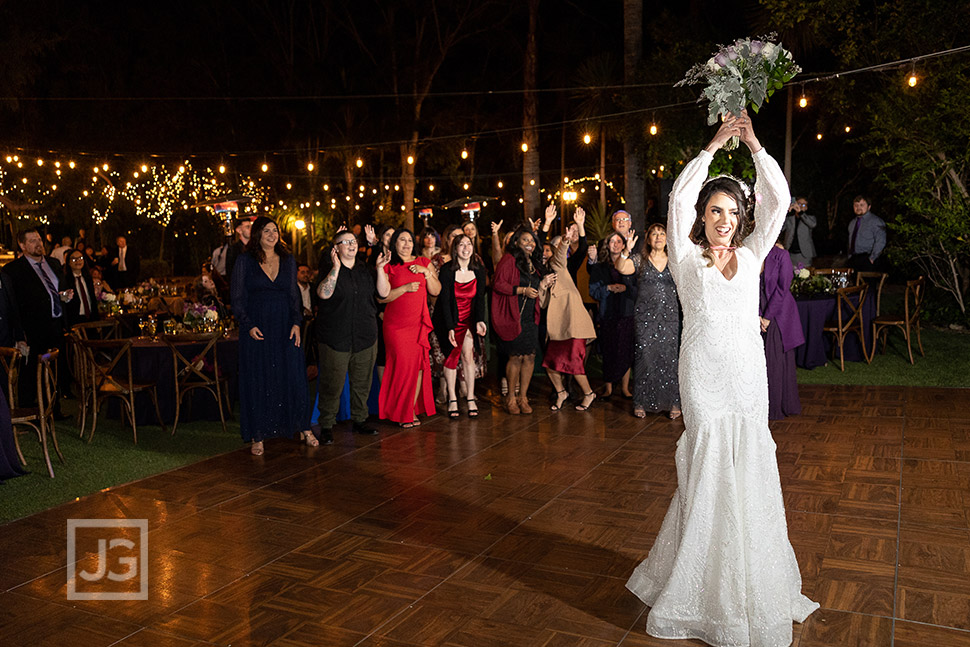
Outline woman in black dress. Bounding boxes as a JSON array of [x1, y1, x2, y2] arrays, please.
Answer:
[[491, 225, 555, 414], [590, 232, 637, 400]]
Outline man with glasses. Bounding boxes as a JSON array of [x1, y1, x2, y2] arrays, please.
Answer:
[[611, 209, 641, 270], [314, 231, 391, 443]]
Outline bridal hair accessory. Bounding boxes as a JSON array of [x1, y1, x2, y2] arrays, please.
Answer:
[[704, 174, 752, 200]]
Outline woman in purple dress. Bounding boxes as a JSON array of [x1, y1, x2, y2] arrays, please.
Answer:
[[760, 239, 805, 419]]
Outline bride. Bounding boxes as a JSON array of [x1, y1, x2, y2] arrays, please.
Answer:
[[626, 111, 818, 647]]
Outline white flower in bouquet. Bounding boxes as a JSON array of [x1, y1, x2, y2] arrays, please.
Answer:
[[677, 34, 800, 149], [102, 292, 117, 302], [204, 308, 218, 321], [798, 268, 811, 279]]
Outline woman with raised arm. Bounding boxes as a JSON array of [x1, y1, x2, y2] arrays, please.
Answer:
[[491, 225, 555, 414], [632, 223, 681, 420], [625, 112, 818, 646], [541, 206, 598, 411]]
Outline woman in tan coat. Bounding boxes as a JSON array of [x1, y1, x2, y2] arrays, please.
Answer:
[[541, 206, 598, 411]]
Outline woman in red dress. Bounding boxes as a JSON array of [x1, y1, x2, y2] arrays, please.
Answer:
[[433, 234, 488, 419], [379, 229, 441, 427]]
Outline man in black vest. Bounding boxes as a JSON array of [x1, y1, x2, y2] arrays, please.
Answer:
[[315, 231, 390, 443]]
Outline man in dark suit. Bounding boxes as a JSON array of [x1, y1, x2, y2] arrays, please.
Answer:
[[2, 228, 73, 413], [109, 235, 139, 289]]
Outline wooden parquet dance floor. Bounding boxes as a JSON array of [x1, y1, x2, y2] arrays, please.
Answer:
[[2, 383, 970, 646]]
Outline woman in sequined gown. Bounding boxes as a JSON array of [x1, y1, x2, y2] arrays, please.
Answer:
[[231, 217, 311, 456], [625, 113, 818, 647], [632, 223, 681, 419]]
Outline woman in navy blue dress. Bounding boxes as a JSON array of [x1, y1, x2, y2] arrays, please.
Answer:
[[231, 217, 311, 455]]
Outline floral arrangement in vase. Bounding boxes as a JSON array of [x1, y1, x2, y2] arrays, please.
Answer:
[[183, 303, 220, 331], [677, 34, 801, 149], [790, 266, 834, 298], [97, 291, 121, 316]]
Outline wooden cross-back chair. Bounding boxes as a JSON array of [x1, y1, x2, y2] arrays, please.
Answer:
[[822, 283, 871, 371], [0, 347, 64, 477], [69, 320, 120, 438], [872, 276, 926, 364], [76, 338, 165, 444], [162, 332, 231, 435], [855, 271, 888, 317]]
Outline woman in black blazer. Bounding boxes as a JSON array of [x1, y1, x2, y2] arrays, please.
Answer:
[[432, 234, 488, 419]]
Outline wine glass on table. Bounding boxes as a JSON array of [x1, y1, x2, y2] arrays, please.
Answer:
[[138, 317, 147, 338]]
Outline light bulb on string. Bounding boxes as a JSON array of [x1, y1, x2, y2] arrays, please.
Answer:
[[798, 88, 808, 108], [356, 158, 363, 168], [649, 123, 658, 136], [907, 69, 918, 87], [406, 155, 414, 165], [307, 162, 315, 172], [261, 163, 269, 172], [461, 149, 469, 159], [521, 142, 529, 152], [583, 133, 592, 145], [497, 180, 504, 189]]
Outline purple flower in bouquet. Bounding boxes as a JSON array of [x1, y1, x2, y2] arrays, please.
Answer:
[[726, 46, 739, 61], [750, 40, 763, 55], [714, 52, 728, 67]]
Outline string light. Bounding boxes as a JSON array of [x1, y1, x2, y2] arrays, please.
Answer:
[[816, 133, 823, 140], [649, 123, 658, 136], [461, 149, 469, 159], [497, 180, 504, 188], [521, 143, 529, 152], [261, 163, 269, 172], [307, 162, 314, 172], [844, 126, 851, 133], [356, 158, 363, 168], [218, 164, 226, 174], [907, 70, 919, 87], [583, 133, 592, 145], [406, 155, 414, 165]]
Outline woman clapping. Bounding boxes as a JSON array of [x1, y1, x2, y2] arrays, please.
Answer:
[[379, 229, 440, 427]]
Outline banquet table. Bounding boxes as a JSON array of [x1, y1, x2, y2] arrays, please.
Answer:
[[108, 333, 239, 425], [794, 293, 876, 369]]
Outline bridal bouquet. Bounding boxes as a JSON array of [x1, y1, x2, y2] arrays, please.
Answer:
[[677, 34, 800, 149]]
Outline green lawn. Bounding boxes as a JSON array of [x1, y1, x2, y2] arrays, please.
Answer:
[[796, 326, 970, 388], [0, 409, 243, 524]]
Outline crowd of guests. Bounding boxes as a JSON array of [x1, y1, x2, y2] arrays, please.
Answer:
[[0, 189, 886, 460]]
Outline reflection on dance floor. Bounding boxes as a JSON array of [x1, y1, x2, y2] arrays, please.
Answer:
[[1, 383, 968, 646]]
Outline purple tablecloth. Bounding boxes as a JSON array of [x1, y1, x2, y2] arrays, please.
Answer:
[[108, 335, 239, 425], [795, 294, 876, 369]]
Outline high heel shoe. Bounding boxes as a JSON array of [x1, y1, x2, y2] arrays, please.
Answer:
[[575, 392, 597, 411], [550, 389, 569, 411], [466, 397, 479, 418], [302, 430, 319, 447], [447, 399, 460, 420], [251, 441, 264, 456], [500, 378, 509, 396]]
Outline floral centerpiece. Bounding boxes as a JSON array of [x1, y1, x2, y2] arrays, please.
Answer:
[[790, 266, 834, 298], [677, 34, 801, 149], [183, 302, 220, 331], [97, 291, 121, 316]]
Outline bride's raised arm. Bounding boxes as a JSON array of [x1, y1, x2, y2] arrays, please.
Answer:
[[746, 149, 790, 262], [667, 117, 743, 266]]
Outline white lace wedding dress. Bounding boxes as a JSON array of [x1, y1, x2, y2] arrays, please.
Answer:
[[626, 148, 819, 647]]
